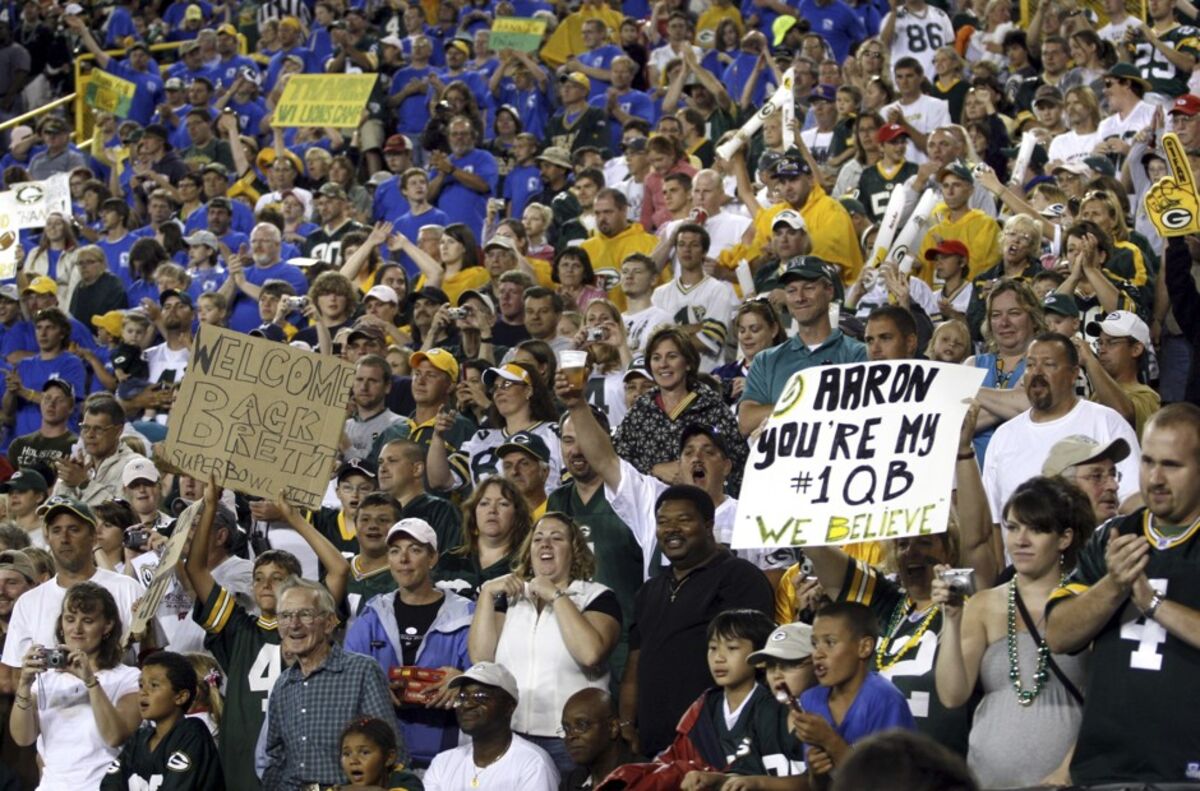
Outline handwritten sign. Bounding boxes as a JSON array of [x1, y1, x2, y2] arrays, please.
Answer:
[[84, 69, 137, 117], [129, 500, 202, 637], [273, 74, 377, 128], [160, 324, 356, 508], [491, 17, 548, 53], [732, 361, 985, 550], [0, 175, 72, 231]]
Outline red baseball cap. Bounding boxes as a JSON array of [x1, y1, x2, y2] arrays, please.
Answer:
[[1170, 94, 1200, 116], [924, 239, 970, 261], [877, 123, 909, 143]]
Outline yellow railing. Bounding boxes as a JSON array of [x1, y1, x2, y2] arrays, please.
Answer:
[[0, 94, 79, 135]]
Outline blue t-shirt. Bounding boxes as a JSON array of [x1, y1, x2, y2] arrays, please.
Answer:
[[162, 0, 212, 28], [590, 88, 657, 154], [187, 265, 228, 298], [502, 163, 543, 219], [103, 5, 139, 48], [393, 207, 449, 278], [228, 261, 310, 333], [212, 54, 260, 91], [796, 0, 867, 63], [106, 59, 165, 126], [433, 148, 498, 240], [723, 53, 777, 110], [798, 671, 916, 759], [95, 233, 138, 288], [373, 176, 411, 224], [13, 354, 86, 440], [436, 68, 490, 114], [577, 44, 623, 101], [389, 65, 436, 135], [1, 317, 98, 360], [496, 80, 551, 140], [228, 97, 269, 139], [184, 203, 256, 236]]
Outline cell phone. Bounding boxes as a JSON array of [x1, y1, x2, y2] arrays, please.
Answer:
[[158, 369, 177, 387]]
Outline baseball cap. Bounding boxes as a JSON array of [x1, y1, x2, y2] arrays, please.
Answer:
[[0, 549, 36, 583], [0, 285, 18, 303], [771, 155, 811, 178], [1171, 94, 1200, 116], [458, 289, 495, 315], [39, 116, 68, 134], [364, 284, 398, 305], [623, 137, 648, 154], [1033, 85, 1064, 106], [1042, 292, 1079, 318], [483, 363, 533, 389], [1086, 310, 1152, 347], [318, 182, 347, 200], [164, 77, 185, 91], [748, 622, 815, 665], [122, 457, 161, 487], [0, 469, 48, 494], [386, 518, 438, 551], [347, 320, 386, 344], [9, 125, 34, 146], [772, 209, 807, 232], [839, 197, 867, 217], [623, 355, 653, 383], [184, 4, 203, 20], [779, 255, 835, 284], [446, 39, 471, 56], [808, 84, 837, 103], [680, 424, 730, 458], [185, 230, 219, 250], [1107, 62, 1151, 89], [410, 348, 460, 381], [449, 661, 519, 703], [180, 40, 200, 55], [535, 147, 573, 170], [924, 239, 970, 261], [91, 310, 126, 338], [383, 134, 411, 154], [23, 276, 57, 296], [42, 377, 75, 399], [484, 235, 518, 254], [496, 432, 552, 464], [217, 23, 238, 36], [336, 459, 376, 483], [877, 123, 909, 144], [559, 71, 591, 92], [1083, 155, 1116, 178], [937, 161, 975, 184], [160, 289, 194, 308], [37, 494, 96, 527], [1052, 160, 1091, 177], [409, 286, 450, 306], [1042, 435, 1131, 477]]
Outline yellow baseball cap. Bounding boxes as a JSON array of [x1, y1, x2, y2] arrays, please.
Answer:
[[91, 310, 126, 338], [23, 276, 57, 296], [410, 348, 460, 382], [560, 72, 591, 92], [483, 363, 533, 389]]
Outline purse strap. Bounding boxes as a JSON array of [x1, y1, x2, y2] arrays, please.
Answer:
[[1014, 584, 1085, 706]]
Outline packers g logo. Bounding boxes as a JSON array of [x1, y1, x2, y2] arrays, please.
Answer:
[[14, 185, 45, 205], [1162, 208, 1194, 230], [167, 751, 192, 772], [773, 374, 805, 417]]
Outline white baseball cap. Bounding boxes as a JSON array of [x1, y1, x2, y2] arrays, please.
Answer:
[[364, 284, 399, 305], [386, 518, 438, 551], [450, 661, 520, 703], [121, 457, 160, 487], [1085, 310, 1151, 348]]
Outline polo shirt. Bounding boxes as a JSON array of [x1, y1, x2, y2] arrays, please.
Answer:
[[742, 331, 867, 407], [629, 550, 773, 757]]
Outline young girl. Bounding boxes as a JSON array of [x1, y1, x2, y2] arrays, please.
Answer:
[[101, 650, 222, 790], [929, 320, 972, 364], [186, 653, 225, 738], [328, 717, 421, 790]]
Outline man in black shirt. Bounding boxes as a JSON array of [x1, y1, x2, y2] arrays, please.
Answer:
[[376, 438, 463, 562], [620, 485, 773, 758], [68, 246, 127, 329], [304, 182, 367, 266]]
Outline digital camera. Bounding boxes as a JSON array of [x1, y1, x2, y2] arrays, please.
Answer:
[[43, 648, 70, 669], [446, 308, 469, 321], [938, 568, 977, 597]]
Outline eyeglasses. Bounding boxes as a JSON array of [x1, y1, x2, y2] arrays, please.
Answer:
[[494, 379, 526, 390], [454, 690, 494, 705], [277, 609, 323, 623], [1095, 337, 1134, 350], [337, 483, 375, 495], [1073, 469, 1122, 485], [79, 423, 117, 435], [557, 719, 600, 737]]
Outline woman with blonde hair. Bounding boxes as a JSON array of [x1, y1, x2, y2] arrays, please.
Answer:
[[931, 46, 969, 121], [468, 512, 620, 773], [186, 653, 225, 738], [522, 202, 554, 261], [22, 213, 79, 301]]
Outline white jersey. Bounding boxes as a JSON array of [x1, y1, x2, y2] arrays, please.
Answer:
[[622, 304, 674, 354], [651, 276, 739, 371], [884, 4, 955, 79], [1048, 129, 1102, 164], [880, 94, 951, 164], [1097, 100, 1157, 146], [455, 420, 563, 496], [1098, 16, 1140, 46]]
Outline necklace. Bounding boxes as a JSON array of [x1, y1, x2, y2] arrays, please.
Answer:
[[1007, 576, 1064, 706], [876, 597, 940, 672], [469, 744, 508, 787]]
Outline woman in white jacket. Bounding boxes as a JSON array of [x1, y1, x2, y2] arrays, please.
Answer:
[[21, 213, 81, 306], [468, 512, 621, 774]]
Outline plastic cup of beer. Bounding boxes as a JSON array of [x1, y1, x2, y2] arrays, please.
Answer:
[[560, 349, 588, 395]]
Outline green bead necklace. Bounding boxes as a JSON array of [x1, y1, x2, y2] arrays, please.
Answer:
[[1007, 576, 1065, 707]]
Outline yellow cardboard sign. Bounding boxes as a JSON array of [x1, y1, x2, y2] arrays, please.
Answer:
[[274, 74, 377, 128], [491, 16, 548, 52], [84, 70, 137, 118]]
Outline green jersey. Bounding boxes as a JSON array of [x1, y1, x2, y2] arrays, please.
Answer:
[[193, 584, 282, 790], [856, 161, 918, 224], [838, 558, 977, 755], [311, 507, 359, 561], [400, 492, 464, 570], [1131, 24, 1200, 97], [548, 481, 648, 680], [347, 556, 398, 615]]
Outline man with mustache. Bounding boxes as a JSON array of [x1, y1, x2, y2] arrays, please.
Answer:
[[982, 332, 1141, 529], [1043, 435, 1131, 526]]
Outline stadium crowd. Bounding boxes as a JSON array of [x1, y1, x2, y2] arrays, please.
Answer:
[[2, 0, 1200, 787]]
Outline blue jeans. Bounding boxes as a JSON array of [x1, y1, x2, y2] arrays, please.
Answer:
[[1159, 334, 1193, 403], [519, 733, 576, 777]]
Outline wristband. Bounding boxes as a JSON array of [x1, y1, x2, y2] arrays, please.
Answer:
[[957, 450, 976, 461], [1142, 591, 1165, 620], [85, 677, 99, 689]]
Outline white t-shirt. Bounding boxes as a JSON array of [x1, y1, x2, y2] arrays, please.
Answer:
[[1098, 16, 1140, 46], [880, 95, 951, 164], [884, 4, 956, 79], [623, 304, 675, 355], [982, 400, 1141, 523], [33, 664, 141, 790], [144, 342, 189, 385], [1097, 101, 1157, 146], [1, 569, 145, 669], [933, 282, 973, 317], [651, 276, 739, 371], [1048, 129, 1102, 164], [648, 43, 703, 76], [424, 734, 559, 791], [706, 210, 752, 262]]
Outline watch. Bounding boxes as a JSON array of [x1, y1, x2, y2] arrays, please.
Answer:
[[1143, 590, 1165, 620], [553, 588, 571, 600]]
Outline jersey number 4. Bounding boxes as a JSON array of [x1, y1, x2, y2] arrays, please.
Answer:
[[249, 644, 283, 711], [1120, 578, 1168, 671]]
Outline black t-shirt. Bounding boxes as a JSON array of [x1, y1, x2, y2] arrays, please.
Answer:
[[393, 594, 443, 666]]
